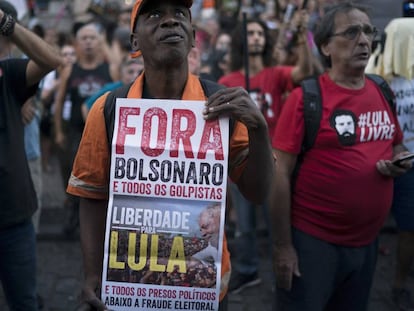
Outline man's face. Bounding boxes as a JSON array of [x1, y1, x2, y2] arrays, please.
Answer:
[[44, 29, 58, 46], [118, 11, 132, 29], [198, 212, 218, 240], [247, 22, 266, 56], [334, 114, 355, 136], [277, 0, 288, 11], [132, 1, 193, 66], [322, 9, 374, 73], [332, 113, 357, 146], [61, 45, 77, 65], [121, 62, 143, 84], [215, 33, 231, 52], [76, 24, 102, 57]]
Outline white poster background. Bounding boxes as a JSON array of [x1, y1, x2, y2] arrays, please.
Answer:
[[101, 98, 229, 311]]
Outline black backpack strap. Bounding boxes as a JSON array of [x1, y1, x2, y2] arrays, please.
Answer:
[[199, 78, 225, 96], [104, 83, 132, 147], [299, 74, 393, 153], [291, 77, 322, 185], [301, 77, 323, 153], [366, 73, 396, 110]]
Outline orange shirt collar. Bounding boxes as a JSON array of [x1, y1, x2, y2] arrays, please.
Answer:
[[128, 72, 206, 101]]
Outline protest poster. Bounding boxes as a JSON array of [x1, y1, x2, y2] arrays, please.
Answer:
[[101, 98, 229, 311]]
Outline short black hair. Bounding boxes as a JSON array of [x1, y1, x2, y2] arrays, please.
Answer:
[[113, 26, 131, 51], [72, 20, 104, 38]]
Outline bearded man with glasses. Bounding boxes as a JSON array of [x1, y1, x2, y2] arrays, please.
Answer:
[[270, 2, 412, 311]]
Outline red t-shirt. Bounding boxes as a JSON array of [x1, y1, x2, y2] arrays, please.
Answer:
[[218, 66, 294, 139], [273, 72, 403, 247]]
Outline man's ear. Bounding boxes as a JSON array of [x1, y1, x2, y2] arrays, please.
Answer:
[[130, 33, 140, 52], [321, 43, 330, 59]]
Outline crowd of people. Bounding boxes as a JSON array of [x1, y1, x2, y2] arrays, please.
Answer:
[[1, 0, 414, 310]]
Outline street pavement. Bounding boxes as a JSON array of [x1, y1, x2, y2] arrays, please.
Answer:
[[0, 155, 413, 311]]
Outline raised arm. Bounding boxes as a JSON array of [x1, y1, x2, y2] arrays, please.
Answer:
[[290, 10, 314, 84], [0, 9, 62, 86], [53, 64, 71, 148]]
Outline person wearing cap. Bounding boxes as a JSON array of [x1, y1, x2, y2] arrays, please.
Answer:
[[0, 0, 62, 310], [66, 0, 274, 310]]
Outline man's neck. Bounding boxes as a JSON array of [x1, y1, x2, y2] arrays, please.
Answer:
[[78, 54, 103, 70], [241, 55, 265, 77], [144, 68, 188, 99], [328, 68, 366, 89]]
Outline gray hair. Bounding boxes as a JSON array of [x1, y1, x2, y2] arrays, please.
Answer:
[[313, 2, 372, 68]]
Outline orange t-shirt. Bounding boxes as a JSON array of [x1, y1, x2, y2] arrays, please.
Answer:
[[67, 73, 250, 300]]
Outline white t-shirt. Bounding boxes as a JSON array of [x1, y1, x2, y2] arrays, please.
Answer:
[[390, 76, 414, 151], [42, 71, 72, 121]]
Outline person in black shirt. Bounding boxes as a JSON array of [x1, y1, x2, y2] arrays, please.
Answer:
[[0, 1, 62, 310]]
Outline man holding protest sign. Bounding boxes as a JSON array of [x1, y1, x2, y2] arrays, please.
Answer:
[[66, 0, 274, 310]]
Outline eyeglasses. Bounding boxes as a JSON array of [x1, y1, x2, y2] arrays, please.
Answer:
[[330, 24, 377, 40]]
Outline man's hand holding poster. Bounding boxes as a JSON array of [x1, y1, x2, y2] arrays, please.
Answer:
[[102, 98, 229, 311]]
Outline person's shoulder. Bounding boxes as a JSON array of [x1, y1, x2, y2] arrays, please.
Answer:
[[364, 74, 388, 91], [389, 75, 414, 89], [262, 66, 293, 84], [0, 58, 28, 69], [218, 71, 242, 85], [104, 81, 123, 91], [288, 85, 304, 101], [269, 65, 293, 75], [89, 92, 109, 114], [314, 72, 331, 88], [98, 60, 111, 69], [0, 59, 29, 84]]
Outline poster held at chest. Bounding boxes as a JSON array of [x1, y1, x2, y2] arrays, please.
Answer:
[[102, 98, 229, 311]]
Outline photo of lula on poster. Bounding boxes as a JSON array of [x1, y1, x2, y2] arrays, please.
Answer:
[[101, 98, 229, 311]]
